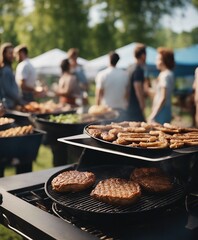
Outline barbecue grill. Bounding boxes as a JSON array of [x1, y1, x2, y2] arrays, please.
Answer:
[[0, 133, 198, 240]]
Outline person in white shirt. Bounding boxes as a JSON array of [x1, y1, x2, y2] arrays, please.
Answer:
[[148, 47, 175, 124], [95, 51, 129, 119], [14, 44, 44, 102]]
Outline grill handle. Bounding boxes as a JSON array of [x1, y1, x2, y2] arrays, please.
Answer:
[[2, 213, 33, 240]]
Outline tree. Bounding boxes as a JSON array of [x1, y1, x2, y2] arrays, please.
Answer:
[[88, 0, 191, 51], [16, 0, 89, 57], [0, 0, 23, 45], [1, 0, 196, 60], [192, 0, 198, 8]]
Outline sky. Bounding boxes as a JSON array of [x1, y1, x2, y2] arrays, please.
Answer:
[[161, 4, 198, 33], [24, 0, 198, 33]]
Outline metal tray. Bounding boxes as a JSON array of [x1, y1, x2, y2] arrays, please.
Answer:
[[84, 124, 172, 158]]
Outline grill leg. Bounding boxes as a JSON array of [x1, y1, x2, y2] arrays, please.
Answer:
[[15, 158, 33, 174]]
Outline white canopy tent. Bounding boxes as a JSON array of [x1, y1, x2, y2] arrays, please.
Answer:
[[83, 42, 157, 80], [30, 48, 88, 76]]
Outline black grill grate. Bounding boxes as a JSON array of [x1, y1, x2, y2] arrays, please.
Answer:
[[47, 183, 184, 215]]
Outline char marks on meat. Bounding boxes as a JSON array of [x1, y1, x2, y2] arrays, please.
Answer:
[[51, 170, 96, 192], [131, 167, 173, 193], [90, 178, 141, 205]]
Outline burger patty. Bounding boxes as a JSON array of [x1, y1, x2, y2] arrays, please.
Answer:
[[136, 175, 173, 193], [51, 170, 96, 192], [90, 178, 141, 206], [130, 167, 173, 193], [131, 167, 164, 180]]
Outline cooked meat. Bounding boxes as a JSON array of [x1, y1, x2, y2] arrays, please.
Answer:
[[90, 178, 141, 206], [130, 167, 173, 193], [131, 167, 163, 180], [136, 175, 173, 193], [51, 170, 96, 192], [86, 128, 103, 138]]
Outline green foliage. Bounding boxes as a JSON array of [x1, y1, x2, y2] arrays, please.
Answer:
[[15, 0, 89, 57], [0, 0, 197, 59], [192, 0, 198, 8], [0, 0, 23, 45]]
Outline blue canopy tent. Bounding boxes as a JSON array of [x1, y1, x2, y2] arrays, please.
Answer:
[[83, 43, 197, 83], [174, 44, 198, 77], [145, 44, 198, 78]]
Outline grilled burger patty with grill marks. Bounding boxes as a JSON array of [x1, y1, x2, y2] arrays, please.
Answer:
[[130, 167, 173, 193], [90, 178, 141, 206], [51, 170, 96, 192]]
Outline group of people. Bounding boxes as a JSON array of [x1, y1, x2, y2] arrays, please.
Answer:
[[0, 43, 89, 175], [95, 43, 176, 125], [0, 41, 177, 126], [0, 43, 88, 112], [0, 41, 197, 175], [0, 43, 45, 109]]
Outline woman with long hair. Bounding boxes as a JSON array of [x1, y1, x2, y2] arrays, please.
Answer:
[[148, 47, 175, 124]]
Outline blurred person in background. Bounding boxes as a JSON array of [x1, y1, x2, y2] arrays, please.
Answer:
[[14, 44, 46, 102], [126, 43, 146, 121], [0, 42, 32, 177], [193, 67, 198, 127], [148, 47, 175, 124], [95, 51, 128, 120], [67, 48, 88, 105], [0, 42, 23, 109], [55, 58, 82, 107]]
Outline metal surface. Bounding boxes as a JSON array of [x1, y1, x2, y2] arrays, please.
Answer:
[[58, 134, 198, 162], [84, 125, 173, 158], [0, 166, 98, 240]]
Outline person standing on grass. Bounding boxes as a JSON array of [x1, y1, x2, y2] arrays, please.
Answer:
[[0, 42, 24, 109], [67, 48, 89, 105], [0, 42, 32, 177], [95, 51, 128, 120], [126, 43, 147, 121], [148, 47, 175, 124], [14, 44, 46, 102]]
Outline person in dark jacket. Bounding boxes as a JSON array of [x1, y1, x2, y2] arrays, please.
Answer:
[[0, 42, 23, 109], [126, 43, 146, 121], [0, 42, 30, 177]]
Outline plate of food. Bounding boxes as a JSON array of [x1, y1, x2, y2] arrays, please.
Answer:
[[84, 121, 198, 157], [0, 117, 15, 130], [14, 100, 73, 115]]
